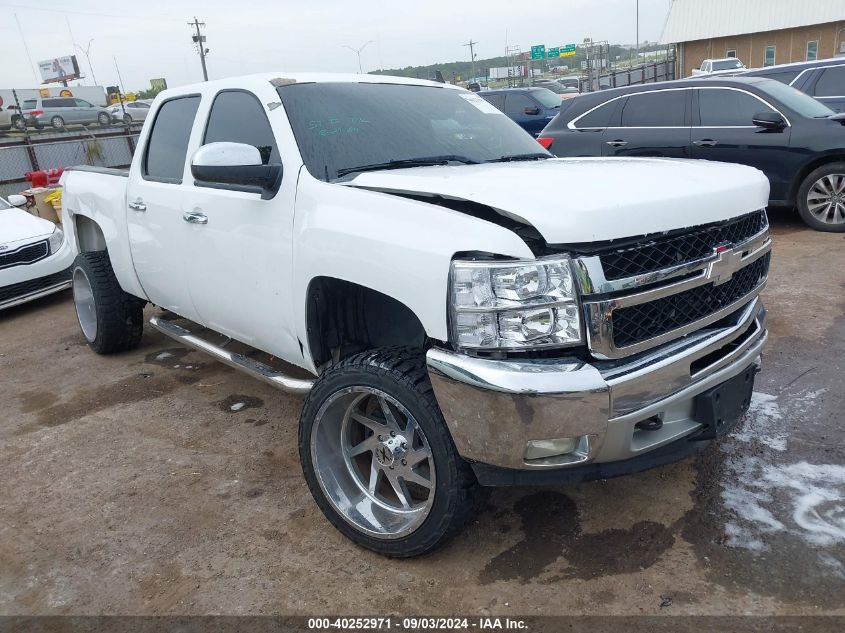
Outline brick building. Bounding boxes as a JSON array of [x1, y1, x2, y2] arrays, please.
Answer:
[[661, 0, 845, 77]]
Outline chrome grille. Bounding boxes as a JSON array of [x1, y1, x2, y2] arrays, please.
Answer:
[[577, 211, 771, 360], [612, 253, 770, 348], [0, 240, 49, 270], [598, 210, 767, 281]]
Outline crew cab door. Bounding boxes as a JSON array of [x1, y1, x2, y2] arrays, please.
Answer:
[[601, 89, 691, 158], [504, 92, 546, 136], [691, 87, 793, 202], [179, 88, 300, 359], [126, 94, 202, 320]]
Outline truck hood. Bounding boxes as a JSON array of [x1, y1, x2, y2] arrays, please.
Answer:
[[0, 208, 55, 248], [346, 157, 770, 244]]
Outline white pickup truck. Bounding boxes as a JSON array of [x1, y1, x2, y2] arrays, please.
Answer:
[[61, 73, 772, 557]]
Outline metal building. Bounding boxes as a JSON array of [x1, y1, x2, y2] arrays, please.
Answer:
[[661, 0, 845, 76]]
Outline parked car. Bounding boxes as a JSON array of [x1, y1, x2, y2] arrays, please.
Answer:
[[0, 194, 74, 310], [0, 102, 23, 131], [479, 87, 562, 135], [742, 58, 845, 112], [539, 77, 845, 231], [691, 57, 747, 76], [62, 73, 770, 556], [21, 96, 111, 130], [108, 99, 152, 124]]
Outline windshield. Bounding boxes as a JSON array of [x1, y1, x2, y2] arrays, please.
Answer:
[[277, 82, 547, 181], [0, 197, 11, 210], [530, 88, 562, 109], [757, 80, 834, 118], [713, 59, 744, 71]]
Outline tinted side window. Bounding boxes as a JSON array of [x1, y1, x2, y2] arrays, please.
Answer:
[[144, 96, 201, 182], [74, 99, 92, 107], [43, 99, 66, 108], [480, 94, 505, 111], [575, 100, 618, 128], [620, 91, 686, 127], [505, 93, 536, 116], [203, 91, 279, 164], [761, 70, 800, 85], [698, 89, 773, 126], [814, 67, 845, 97]]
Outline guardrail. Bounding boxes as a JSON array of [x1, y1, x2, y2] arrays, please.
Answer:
[[0, 126, 140, 198]]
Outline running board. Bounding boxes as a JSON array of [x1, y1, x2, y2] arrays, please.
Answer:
[[149, 315, 314, 395]]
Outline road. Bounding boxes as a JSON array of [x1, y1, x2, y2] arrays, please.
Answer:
[[1, 207, 843, 616]]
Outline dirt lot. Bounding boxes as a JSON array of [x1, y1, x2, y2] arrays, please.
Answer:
[[1, 208, 843, 616]]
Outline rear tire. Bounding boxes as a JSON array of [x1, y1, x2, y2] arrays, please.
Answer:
[[299, 347, 476, 557], [50, 116, 64, 130], [12, 116, 24, 131], [72, 251, 145, 354], [796, 162, 845, 232]]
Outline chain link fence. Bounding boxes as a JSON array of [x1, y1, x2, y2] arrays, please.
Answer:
[[0, 131, 139, 199]]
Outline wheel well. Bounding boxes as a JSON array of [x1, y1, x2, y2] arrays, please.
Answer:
[[74, 215, 107, 252], [305, 277, 427, 369], [789, 154, 845, 204]]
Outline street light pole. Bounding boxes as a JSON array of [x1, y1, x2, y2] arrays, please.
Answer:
[[76, 39, 97, 85], [343, 41, 374, 74], [635, 0, 640, 65]]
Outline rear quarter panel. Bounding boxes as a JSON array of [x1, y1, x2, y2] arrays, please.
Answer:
[[60, 169, 148, 299]]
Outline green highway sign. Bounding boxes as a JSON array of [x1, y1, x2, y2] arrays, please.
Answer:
[[560, 43, 577, 57], [547, 47, 559, 58], [530, 44, 546, 60]]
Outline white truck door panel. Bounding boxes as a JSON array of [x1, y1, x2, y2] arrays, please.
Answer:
[[180, 88, 300, 361], [127, 95, 202, 321]]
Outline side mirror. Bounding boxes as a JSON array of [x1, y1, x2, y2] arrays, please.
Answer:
[[191, 142, 282, 199], [524, 106, 541, 115], [752, 111, 786, 130], [7, 194, 27, 208]]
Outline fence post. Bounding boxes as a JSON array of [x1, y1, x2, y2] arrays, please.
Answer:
[[24, 137, 39, 173]]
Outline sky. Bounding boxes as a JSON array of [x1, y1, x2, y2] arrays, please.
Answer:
[[1, 0, 673, 91]]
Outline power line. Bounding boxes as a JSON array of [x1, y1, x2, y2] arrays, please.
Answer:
[[13, 13, 39, 84], [0, 2, 183, 22], [463, 39, 478, 83]]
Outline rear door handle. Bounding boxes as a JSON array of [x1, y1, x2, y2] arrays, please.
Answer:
[[183, 210, 208, 225], [693, 139, 718, 147], [128, 199, 146, 211], [606, 140, 628, 147]]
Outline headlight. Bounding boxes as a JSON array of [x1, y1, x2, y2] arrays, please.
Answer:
[[48, 226, 64, 253], [449, 256, 582, 350]]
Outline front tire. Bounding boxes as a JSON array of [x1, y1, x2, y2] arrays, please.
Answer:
[[299, 348, 476, 557], [98, 112, 111, 126], [72, 251, 145, 354], [123, 113, 132, 124], [796, 162, 845, 232]]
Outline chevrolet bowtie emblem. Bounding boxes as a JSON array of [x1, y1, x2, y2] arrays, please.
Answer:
[[706, 246, 745, 286]]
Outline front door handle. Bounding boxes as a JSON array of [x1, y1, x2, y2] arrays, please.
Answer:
[[606, 140, 628, 148], [693, 139, 718, 147], [183, 210, 208, 225], [128, 199, 146, 211]]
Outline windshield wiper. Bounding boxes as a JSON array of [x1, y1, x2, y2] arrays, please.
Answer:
[[336, 155, 480, 178], [486, 152, 551, 163]]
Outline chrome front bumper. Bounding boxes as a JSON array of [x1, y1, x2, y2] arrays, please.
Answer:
[[427, 299, 767, 473]]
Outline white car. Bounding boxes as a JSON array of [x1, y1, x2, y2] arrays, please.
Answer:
[[108, 100, 152, 124], [0, 195, 75, 310], [691, 57, 747, 76], [0, 102, 23, 131], [61, 73, 771, 556]]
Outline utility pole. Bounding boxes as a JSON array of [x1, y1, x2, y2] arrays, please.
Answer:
[[463, 39, 478, 83], [189, 17, 209, 81], [342, 41, 373, 74], [76, 39, 98, 86], [635, 0, 640, 66]]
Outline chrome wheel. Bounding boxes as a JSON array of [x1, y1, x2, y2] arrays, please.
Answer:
[[807, 173, 845, 225], [310, 386, 436, 539], [73, 267, 97, 342]]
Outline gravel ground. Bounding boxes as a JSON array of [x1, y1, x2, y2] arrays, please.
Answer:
[[1, 208, 843, 616]]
